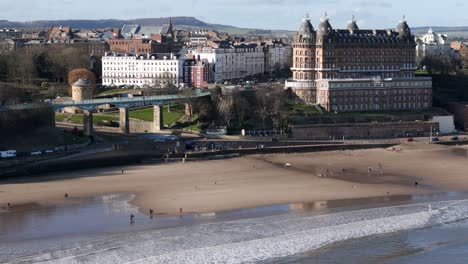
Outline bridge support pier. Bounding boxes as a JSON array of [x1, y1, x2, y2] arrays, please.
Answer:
[[83, 110, 93, 136], [153, 105, 164, 131], [185, 103, 193, 116], [119, 107, 129, 134]]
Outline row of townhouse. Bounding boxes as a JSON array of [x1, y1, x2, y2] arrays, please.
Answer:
[[101, 52, 211, 89], [188, 42, 292, 83], [101, 42, 292, 88]]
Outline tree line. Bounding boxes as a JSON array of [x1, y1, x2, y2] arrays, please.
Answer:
[[193, 86, 294, 132], [0, 47, 92, 86]]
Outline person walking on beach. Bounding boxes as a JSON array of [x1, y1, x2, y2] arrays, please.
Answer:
[[179, 208, 183, 216], [121, 170, 125, 174], [130, 213, 135, 224], [149, 209, 154, 218], [64, 193, 69, 199], [414, 181, 419, 188]]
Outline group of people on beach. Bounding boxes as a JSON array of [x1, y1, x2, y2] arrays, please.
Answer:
[[129, 208, 162, 223]]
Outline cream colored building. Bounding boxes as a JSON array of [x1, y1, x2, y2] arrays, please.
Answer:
[[415, 28, 457, 64], [188, 44, 265, 82], [102, 52, 185, 87]]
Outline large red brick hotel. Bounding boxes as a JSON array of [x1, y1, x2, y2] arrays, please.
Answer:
[[286, 15, 432, 112]]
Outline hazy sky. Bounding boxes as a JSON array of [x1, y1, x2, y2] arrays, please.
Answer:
[[1, 0, 467, 30]]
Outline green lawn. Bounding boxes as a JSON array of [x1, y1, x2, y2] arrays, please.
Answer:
[[185, 114, 202, 132], [56, 103, 185, 127], [129, 104, 185, 126], [68, 114, 83, 124], [55, 113, 69, 122], [163, 104, 185, 126], [172, 113, 202, 132], [286, 101, 319, 114], [129, 108, 153, 122], [96, 88, 138, 96]]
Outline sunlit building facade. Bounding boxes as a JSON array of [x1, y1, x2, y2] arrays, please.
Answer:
[[286, 15, 432, 112]]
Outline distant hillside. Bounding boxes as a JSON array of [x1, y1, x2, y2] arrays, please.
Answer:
[[1, 17, 465, 38], [0, 16, 295, 35], [412, 26, 468, 39], [0, 17, 209, 29]]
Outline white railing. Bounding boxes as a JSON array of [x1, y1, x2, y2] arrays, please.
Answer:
[[285, 80, 316, 89], [52, 91, 211, 107], [1, 91, 211, 111]]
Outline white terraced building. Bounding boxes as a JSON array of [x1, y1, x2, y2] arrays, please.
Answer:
[[415, 28, 458, 65], [102, 52, 186, 88], [188, 44, 265, 83]]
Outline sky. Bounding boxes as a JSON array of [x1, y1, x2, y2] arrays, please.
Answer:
[[1, 0, 467, 30]]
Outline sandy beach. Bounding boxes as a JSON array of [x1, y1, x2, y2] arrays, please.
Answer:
[[0, 142, 467, 215]]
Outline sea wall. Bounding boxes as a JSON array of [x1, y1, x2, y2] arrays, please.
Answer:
[[291, 121, 439, 140]]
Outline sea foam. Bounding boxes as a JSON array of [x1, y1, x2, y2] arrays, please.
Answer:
[[7, 200, 468, 264]]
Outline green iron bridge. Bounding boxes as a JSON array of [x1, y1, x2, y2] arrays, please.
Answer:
[[1, 90, 211, 135]]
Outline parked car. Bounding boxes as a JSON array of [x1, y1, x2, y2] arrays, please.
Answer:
[[432, 137, 440, 142], [406, 138, 414, 142], [451, 136, 459, 141], [30, 151, 42, 156], [45, 149, 54, 154], [0, 150, 16, 158]]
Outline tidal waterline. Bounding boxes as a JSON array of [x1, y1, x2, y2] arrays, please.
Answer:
[[1, 192, 468, 263]]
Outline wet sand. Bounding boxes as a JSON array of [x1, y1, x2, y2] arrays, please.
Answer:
[[0, 143, 467, 215]]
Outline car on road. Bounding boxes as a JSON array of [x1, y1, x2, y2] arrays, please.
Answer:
[[432, 137, 440, 142], [451, 136, 459, 141], [1, 150, 16, 158], [406, 138, 414, 142], [30, 151, 42, 156]]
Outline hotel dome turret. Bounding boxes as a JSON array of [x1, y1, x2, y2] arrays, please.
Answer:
[[285, 14, 431, 113], [347, 16, 359, 32]]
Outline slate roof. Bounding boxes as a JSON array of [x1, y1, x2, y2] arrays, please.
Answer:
[[295, 17, 415, 45]]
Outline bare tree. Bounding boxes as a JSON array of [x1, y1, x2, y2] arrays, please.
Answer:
[[421, 55, 457, 74], [216, 95, 234, 127], [234, 94, 249, 126]]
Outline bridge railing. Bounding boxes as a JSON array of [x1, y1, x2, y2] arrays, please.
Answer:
[[0, 103, 51, 112], [52, 91, 211, 107], [0, 91, 211, 111]]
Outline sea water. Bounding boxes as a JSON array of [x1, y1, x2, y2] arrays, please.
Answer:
[[2, 193, 468, 263]]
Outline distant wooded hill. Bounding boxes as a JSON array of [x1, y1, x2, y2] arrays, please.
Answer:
[[0, 17, 467, 38], [0, 17, 269, 35], [412, 27, 468, 39]]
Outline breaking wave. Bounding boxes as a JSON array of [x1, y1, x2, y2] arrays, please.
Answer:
[[6, 200, 468, 264]]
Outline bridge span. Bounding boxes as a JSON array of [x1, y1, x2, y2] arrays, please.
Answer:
[[1, 90, 211, 135]]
